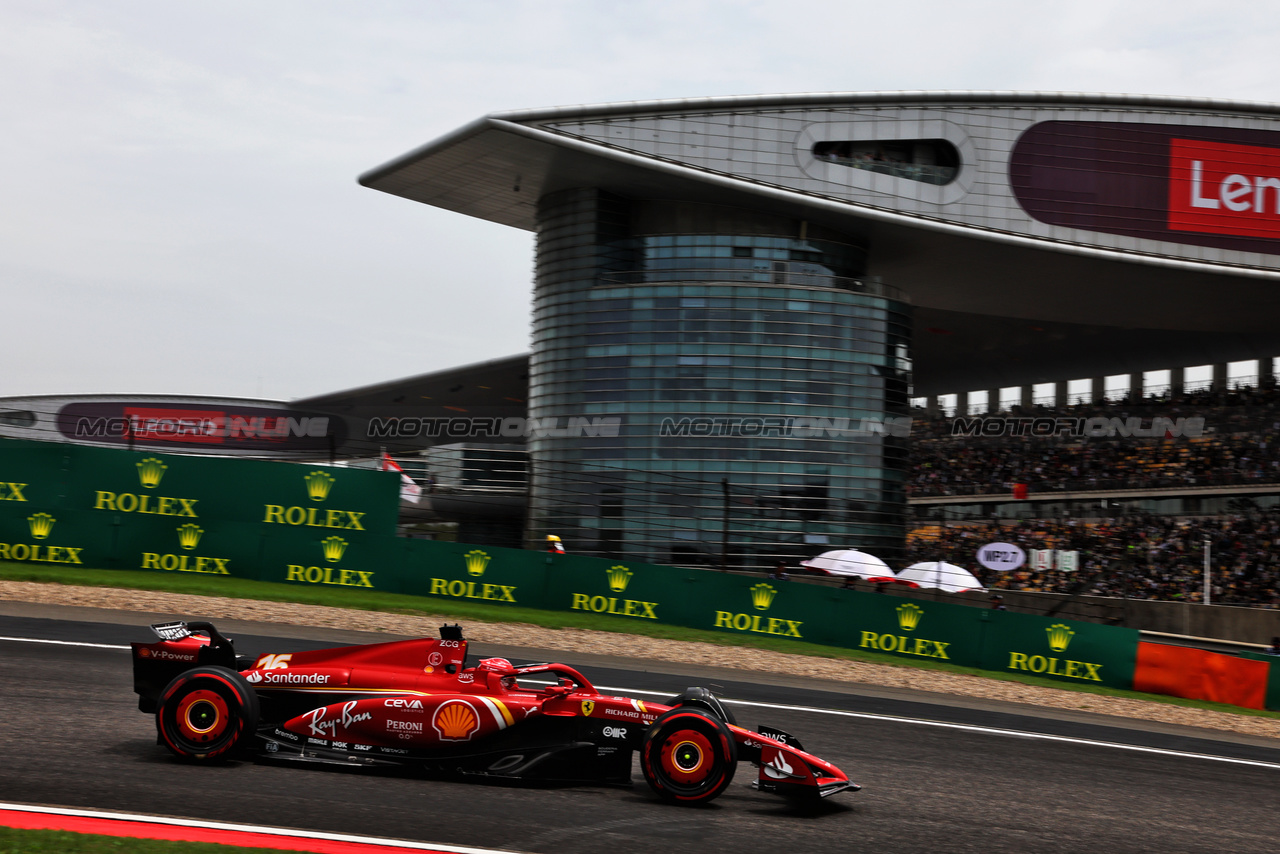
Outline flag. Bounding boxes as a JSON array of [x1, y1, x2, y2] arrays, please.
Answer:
[[381, 453, 422, 504]]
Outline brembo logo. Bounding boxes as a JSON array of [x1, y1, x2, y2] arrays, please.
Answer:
[[1169, 138, 1280, 239]]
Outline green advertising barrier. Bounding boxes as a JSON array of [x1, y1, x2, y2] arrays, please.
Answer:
[[839, 591, 987, 666], [980, 610, 1139, 690], [0, 437, 400, 584], [2, 436, 1144, 693], [395, 538, 552, 608]]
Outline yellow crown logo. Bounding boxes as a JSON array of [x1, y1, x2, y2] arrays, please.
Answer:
[[304, 471, 335, 502], [607, 565, 633, 592], [1046, 623, 1076, 652], [176, 523, 203, 550], [750, 582, 777, 611], [137, 458, 167, 488], [28, 513, 55, 540], [321, 536, 348, 563], [896, 603, 924, 631], [464, 550, 490, 576]]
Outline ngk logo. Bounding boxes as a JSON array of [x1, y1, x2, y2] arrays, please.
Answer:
[[1169, 138, 1280, 239]]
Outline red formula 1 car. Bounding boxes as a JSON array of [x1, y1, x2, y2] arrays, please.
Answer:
[[131, 621, 858, 806]]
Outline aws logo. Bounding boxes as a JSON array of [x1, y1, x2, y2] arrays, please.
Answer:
[[570, 565, 658, 620], [713, 583, 802, 638], [858, 603, 951, 660]]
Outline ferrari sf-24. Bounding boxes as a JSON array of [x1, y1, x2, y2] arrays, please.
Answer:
[[131, 621, 858, 806]]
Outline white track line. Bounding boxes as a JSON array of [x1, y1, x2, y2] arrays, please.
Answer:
[[0, 636, 128, 650], [0, 802, 518, 853], [588, 684, 1280, 772], [6, 635, 1278, 770]]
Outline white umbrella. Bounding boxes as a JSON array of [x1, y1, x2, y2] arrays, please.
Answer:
[[898, 561, 986, 593], [800, 549, 895, 581]]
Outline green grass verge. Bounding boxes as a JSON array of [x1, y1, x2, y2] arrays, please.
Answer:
[[4, 561, 1278, 721], [0, 827, 284, 853]]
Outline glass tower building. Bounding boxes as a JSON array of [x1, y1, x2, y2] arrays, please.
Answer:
[[528, 189, 911, 568]]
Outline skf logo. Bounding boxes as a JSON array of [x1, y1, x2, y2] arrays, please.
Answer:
[[464, 550, 490, 577], [606, 565, 632, 592], [1046, 623, 1075, 652], [137, 458, 167, 488], [896, 603, 924, 631], [581, 701, 595, 717], [256, 653, 292, 670], [28, 513, 55, 540], [176, 523, 203, 550], [305, 471, 335, 502], [750, 583, 776, 611], [322, 536, 348, 563], [433, 701, 479, 741]]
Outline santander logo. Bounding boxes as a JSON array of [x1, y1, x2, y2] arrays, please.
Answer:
[[1169, 138, 1280, 239]]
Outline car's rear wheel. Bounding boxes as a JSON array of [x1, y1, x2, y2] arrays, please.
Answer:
[[640, 708, 737, 804], [156, 666, 259, 763]]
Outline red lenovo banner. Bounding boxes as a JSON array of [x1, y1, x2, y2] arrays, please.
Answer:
[[1168, 138, 1280, 239], [1009, 121, 1280, 256]]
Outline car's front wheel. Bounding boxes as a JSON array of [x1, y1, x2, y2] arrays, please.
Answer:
[[640, 707, 737, 804], [156, 666, 259, 763]]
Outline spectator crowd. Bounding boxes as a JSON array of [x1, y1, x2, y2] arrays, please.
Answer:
[[903, 384, 1280, 607], [908, 384, 1280, 497]]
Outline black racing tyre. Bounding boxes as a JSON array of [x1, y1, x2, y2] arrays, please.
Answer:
[[664, 687, 737, 726], [156, 666, 259, 763], [640, 707, 737, 805]]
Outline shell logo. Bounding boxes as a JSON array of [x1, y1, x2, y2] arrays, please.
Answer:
[[432, 700, 480, 741]]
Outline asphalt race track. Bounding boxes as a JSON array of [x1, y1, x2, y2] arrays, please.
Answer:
[[3, 605, 1280, 854]]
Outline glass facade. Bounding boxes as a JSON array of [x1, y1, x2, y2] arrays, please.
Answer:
[[528, 189, 912, 568]]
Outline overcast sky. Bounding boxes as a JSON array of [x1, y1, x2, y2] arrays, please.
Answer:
[[5, 1, 1280, 401]]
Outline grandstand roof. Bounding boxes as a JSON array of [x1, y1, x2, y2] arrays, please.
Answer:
[[360, 91, 1280, 395]]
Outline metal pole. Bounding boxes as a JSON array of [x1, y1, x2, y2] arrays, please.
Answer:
[[720, 478, 730, 572], [1202, 535, 1211, 606]]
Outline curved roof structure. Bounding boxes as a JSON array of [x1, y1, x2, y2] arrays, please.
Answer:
[[361, 92, 1280, 395]]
